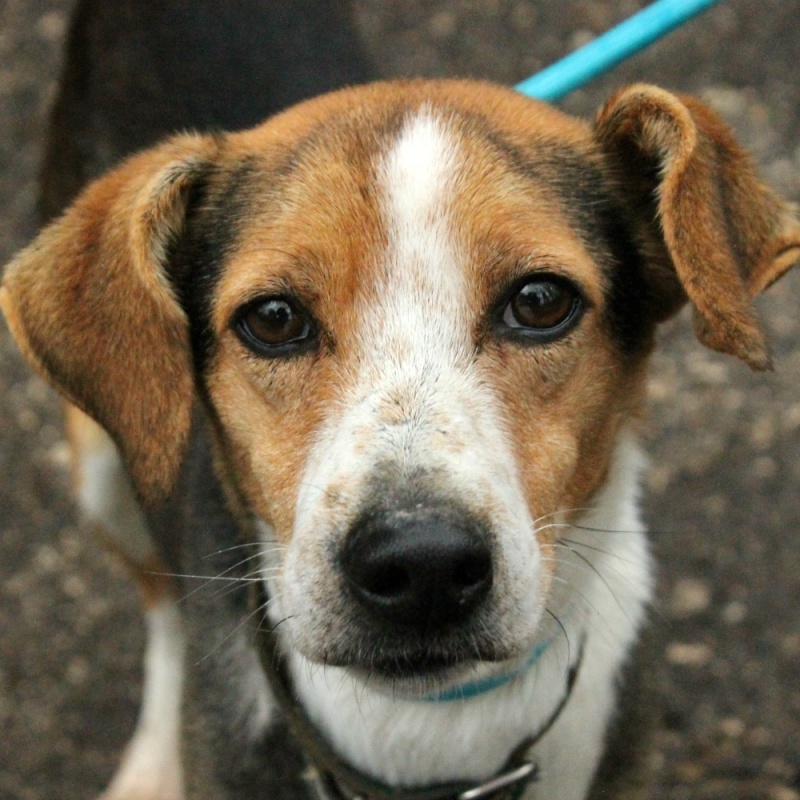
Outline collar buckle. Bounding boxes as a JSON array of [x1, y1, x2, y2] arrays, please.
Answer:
[[457, 761, 538, 800]]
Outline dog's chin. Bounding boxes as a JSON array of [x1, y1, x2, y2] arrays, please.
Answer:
[[345, 658, 477, 698], [313, 639, 514, 698]]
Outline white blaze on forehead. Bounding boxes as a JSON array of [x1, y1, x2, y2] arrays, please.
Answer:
[[369, 107, 470, 366], [381, 107, 458, 230]]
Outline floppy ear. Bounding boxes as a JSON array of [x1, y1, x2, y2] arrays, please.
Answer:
[[1, 134, 219, 505], [594, 84, 800, 370]]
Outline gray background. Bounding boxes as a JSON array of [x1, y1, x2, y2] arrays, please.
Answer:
[[1, 1, 799, 798]]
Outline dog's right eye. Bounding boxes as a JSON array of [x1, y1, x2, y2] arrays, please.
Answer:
[[234, 296, 315, 356]]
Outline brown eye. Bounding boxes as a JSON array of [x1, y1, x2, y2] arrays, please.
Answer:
[[501, 277, 582, 341], [235, 296, 313, 355]]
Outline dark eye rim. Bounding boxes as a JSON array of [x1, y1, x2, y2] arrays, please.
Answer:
[[232, 294, 319, 358], [492, 272, 587, 345]]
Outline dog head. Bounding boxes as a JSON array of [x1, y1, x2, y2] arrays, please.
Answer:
[[3, 80, 799, 685]]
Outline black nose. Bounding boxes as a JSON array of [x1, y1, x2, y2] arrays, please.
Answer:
[[341, 507, 493, 629]]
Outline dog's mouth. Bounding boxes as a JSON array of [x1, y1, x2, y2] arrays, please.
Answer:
[[317, 631, 512, 691], [348, 649, 485, 679], [273, 495, 545, 692]]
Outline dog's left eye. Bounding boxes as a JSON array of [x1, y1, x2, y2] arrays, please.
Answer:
[[234, 296, 314, 355], [500, 276, 583, 341]]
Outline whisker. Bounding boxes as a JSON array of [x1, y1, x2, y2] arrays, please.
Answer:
[[209, 568, 282, 601], [559, 537, 647, 569], [555, 543, 634, 626], [147, 569, 263, 588], [262, 614, 292, 636], [175, 541, 285, 602], [147, 560, 280, 605], [163, 572, 264, 583], [553, 542, 644, 600], [545, 561, 622, 643], [563, 522, 651, 536], [544, 607, 571, 667], [207, 551, 270, 577], [201, 541, 286, 559], [196, 599, 283, 665], [531, 507, 596, 527]]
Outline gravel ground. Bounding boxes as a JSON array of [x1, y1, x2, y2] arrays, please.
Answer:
[[1, 1, 799, 799]]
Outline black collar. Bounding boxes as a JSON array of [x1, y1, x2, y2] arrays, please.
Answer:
[[253, 583, 586, 800]]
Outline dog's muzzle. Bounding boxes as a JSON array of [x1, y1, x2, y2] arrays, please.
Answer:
[[304, 498, 503, 679]]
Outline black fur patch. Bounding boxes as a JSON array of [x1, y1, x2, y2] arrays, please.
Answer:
[[486, 131, 656, 357], [169, 156, 258, 375], [447, 109, 656, 357], [161, 419, 308, 799]]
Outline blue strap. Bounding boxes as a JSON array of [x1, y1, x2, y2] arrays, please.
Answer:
[[515, 0, 723, 102]]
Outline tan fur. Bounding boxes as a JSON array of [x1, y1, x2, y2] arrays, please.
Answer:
[[1, 136, 218, 504]]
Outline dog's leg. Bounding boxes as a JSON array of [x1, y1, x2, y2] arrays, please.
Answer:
[[99, 594, 185, 800], [67, 405, 185, 800]]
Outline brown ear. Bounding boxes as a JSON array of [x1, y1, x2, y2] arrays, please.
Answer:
[[1, 134, 218, 504], [594, 84, 800, 370]]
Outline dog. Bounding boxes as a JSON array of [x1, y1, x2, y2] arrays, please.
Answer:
[[3, 3, 800, 800]]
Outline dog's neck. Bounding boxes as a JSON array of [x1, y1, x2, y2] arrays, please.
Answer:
[[254, 593, 579, 800], [287, 600, 588, 789], [266, 431, 652, 799]]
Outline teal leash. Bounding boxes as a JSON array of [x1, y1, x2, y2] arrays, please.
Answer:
[[516, 0, 723, 102]]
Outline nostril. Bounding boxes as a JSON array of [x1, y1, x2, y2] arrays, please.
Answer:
[[452, 551, 492, 590]]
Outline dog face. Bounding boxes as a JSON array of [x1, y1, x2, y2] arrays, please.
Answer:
[[204, 93, 652, 676], [3, 80, 799, 685]]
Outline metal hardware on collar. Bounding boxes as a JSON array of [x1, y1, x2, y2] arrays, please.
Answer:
[[252, 580, 588, 800], [457, 762, 538, 800]]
